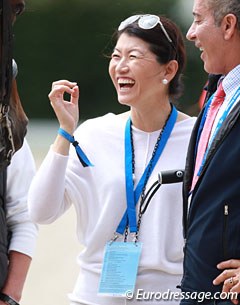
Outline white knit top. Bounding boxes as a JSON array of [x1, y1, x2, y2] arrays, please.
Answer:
[[28, 113, 196, 305]]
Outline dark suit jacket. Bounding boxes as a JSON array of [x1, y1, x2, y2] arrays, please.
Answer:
[[181, 92, 240, 295]]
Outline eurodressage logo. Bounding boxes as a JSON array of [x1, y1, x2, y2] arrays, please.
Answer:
[[124, 289, 238, 302]]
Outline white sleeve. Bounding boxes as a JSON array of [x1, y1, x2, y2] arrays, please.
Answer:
[[28, 146, 72, 224], [6, 139, 38, 257]]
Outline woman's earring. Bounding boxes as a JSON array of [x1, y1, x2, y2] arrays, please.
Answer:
[[162, 79, 168, 85]]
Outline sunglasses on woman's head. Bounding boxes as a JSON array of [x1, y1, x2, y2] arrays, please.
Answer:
[[118, 14, 173, 44]]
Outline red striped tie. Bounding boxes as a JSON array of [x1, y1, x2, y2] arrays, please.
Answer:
[[191, 82, 226, 191]]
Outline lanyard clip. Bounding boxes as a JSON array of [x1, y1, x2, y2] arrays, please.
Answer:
[[109, 232, 121, 245], [131, 232, 138, 244]]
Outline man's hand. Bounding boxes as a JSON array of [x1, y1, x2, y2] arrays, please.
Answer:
[[213, 259, 240, 305]]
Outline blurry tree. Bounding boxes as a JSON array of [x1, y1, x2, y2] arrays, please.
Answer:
[[13, 0, 207, 120]]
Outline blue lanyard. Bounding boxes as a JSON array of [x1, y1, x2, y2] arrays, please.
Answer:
[[197, 86, 240, 176], [116, 105, 178, 234]]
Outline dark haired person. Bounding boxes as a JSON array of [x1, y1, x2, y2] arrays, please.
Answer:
[[180, 0, 240, 304], [0, 1, 38, 305], [28, 14, 195, 305]]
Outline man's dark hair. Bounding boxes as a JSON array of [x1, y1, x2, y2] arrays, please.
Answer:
[[207, 0, 240, 28]]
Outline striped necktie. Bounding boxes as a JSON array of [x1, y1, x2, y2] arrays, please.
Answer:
[[191, 82, 226, 191]]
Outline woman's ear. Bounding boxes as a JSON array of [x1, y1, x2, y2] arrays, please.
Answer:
[[221, 13, 238, 40], [164, 60, 179, 82]]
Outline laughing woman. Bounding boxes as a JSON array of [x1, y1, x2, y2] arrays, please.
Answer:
[[28, 14, 196, 305]]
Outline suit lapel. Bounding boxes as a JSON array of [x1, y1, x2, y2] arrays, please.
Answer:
[[183, 109, 205, 237], [201, 99, 240, 171], [184, 96, 240, 198], [183, 106, 205, 198], [183, 99, 240, 238]]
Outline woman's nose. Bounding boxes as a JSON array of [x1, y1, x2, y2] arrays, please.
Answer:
[[116, 58, 129, 72]]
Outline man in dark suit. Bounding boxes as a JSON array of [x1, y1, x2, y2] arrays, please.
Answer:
[[179, 0, 240, 304]]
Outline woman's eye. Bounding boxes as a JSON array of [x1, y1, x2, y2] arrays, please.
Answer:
[[129, 55, 137, 59], [111, 53, 120, 59]]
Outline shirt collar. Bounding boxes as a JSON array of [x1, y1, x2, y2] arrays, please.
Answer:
[[222, 64, 240, 97]]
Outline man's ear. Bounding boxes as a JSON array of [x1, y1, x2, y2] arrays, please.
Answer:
[[221, 13, 238, 40]]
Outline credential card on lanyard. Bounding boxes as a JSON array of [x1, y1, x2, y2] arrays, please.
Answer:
[[98, 242, 142, 297]]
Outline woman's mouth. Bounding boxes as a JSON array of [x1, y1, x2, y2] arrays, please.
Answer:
[[118, 78, 135, 91]]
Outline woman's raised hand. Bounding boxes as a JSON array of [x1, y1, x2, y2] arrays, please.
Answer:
[[49, 80, 79, 134]]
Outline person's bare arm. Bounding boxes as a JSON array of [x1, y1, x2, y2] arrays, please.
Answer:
[[0, 251, 31, 303]]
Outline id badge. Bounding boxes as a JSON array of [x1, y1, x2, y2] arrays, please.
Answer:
[[98, 241, 142, 297]]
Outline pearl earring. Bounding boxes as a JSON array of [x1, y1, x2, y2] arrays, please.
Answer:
[[162, 79, 168, 85]]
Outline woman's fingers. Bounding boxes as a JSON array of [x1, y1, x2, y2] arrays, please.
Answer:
[[51, 80, 77, 90], [70, 85, 79, 105], [48, 80, 79, 132], [49, 82, 79, 106], [49, 85, 73, 101]]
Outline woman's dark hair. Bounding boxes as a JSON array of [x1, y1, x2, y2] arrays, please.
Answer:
[[114, 15, 186, 100]]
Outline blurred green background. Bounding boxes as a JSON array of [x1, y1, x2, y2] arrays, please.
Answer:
[[13, 0, 207, 120]]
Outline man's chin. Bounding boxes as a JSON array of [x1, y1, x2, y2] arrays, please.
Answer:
[[203, 62, 213, 74]]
